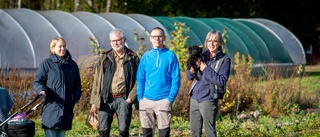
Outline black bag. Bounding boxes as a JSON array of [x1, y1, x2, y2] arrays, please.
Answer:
[[2, 120, 35, 137]]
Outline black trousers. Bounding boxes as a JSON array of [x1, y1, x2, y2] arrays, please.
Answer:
[[98, 97, 132, 137]]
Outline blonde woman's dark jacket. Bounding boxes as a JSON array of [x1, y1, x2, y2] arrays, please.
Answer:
[[90, 47, 140, 110], [33, 50, 82, 130]]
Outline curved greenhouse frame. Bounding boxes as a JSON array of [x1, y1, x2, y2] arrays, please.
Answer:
[[0, 8, 305, 70]]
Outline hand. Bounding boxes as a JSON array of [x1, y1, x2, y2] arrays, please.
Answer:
[[199, 61, 207, 71], [189, 67, 195, 74], [90, 104, 97, 114], [40, 91, 46, 98], [126, 98, 133, 104]]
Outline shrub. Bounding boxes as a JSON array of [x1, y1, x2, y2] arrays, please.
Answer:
[[0, 68, 40, 118], [167, 22, 190, 70], [222, 52, 256, 117]]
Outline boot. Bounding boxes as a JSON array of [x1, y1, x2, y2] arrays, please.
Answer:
[[159, 127, 170, 137], [119, 130, 129, 137], [142, 128, 153, 137], [99, 129, 110, 137]]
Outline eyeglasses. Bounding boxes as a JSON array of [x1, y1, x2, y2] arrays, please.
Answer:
[[111, 38, 123, 43], [150, 35, 163, 39], [206, 40, 219, 43]]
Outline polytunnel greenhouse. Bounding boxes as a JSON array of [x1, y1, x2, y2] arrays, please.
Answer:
[[0, 8, 305, 70]]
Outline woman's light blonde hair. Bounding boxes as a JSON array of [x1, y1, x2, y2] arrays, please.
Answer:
[[204, 30, 225, 50], [50, 37, 66, 54]]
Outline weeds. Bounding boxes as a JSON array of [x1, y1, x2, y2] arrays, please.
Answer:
[[167, 22, 190, 70], [133, 29, 149, 58], [2, 58, 320, 136]]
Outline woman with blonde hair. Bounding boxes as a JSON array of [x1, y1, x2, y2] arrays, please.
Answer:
[[33, 37, 82, 137]]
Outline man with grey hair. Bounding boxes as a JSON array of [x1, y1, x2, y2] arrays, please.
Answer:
[[90, 28, 140, 137]]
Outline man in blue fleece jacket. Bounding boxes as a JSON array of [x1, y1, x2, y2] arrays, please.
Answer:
[[136, 27, 181, 137]]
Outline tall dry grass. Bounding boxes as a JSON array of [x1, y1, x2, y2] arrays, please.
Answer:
[[0, 68, 40, 118], [1, 52, 319, 121], [223, 52, 319, 117], [75, 55, 98, 116], [172, 71, 192, 119]]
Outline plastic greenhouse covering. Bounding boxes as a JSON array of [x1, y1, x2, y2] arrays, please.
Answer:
[[0, 8, 305, 69]]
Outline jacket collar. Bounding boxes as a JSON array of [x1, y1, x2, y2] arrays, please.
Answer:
[[151, 45, 168, 52], [50, 49, 72, 64], [203, 50, 224, 61], [103, 46, 136, 61]]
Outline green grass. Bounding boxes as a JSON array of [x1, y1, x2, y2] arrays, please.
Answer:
[[302, 74, 320, 93], [32, 111, 320, 137], [33, 113, 143, 137], [304, 65, 320, 92]]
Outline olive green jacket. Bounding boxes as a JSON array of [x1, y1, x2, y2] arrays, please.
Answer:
[[90, 47, 139, 109]]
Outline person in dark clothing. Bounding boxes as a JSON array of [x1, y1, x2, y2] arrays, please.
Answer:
[[187, 30, 231, 137], [33, 37, 82, 137], [90, 28, 140, 137]]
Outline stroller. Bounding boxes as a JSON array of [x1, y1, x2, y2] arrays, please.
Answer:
[[0, 94, 44, 137]]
